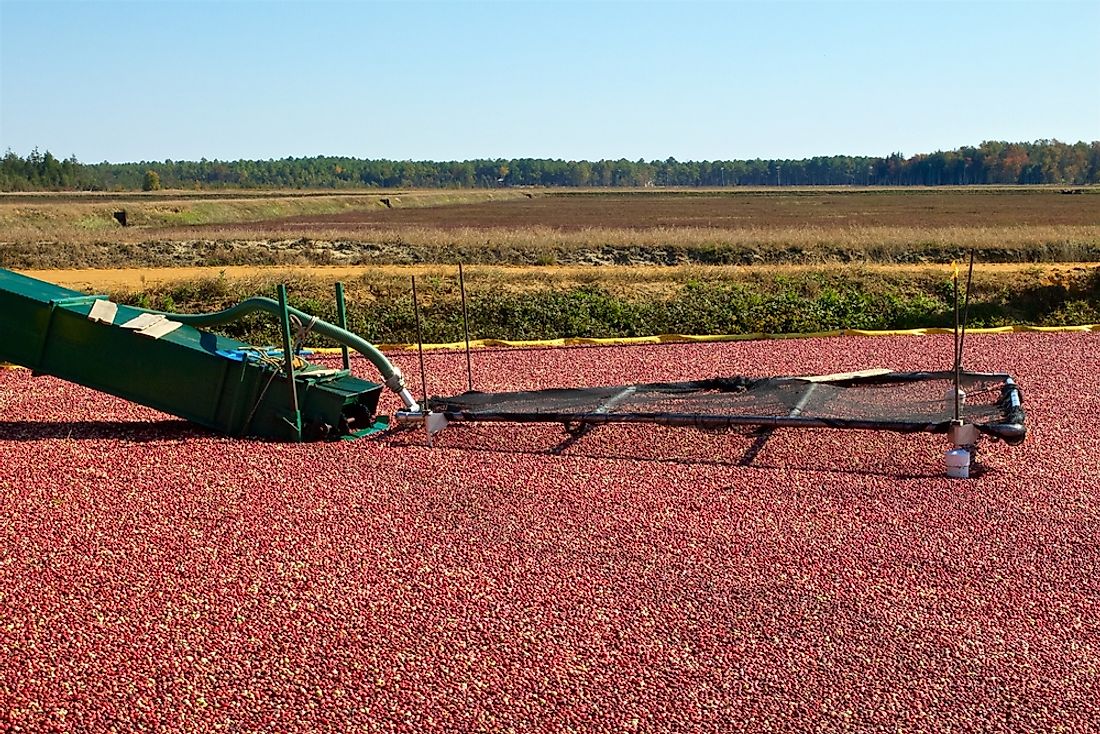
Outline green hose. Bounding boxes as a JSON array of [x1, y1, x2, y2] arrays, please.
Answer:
[[155, 297, 406, 389]]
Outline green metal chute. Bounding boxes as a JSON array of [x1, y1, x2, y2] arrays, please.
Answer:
[[0, 268, 415, 441]]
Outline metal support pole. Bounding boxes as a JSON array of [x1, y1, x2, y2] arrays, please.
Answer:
[[459, 263, 473, 392], [276, 284, 302, 441], [411, 276, 433, 446], [958, 251, 976, 375], [411, 276, 429, 407], [952, 264, 961, 422], [335, 281, 351, 371]]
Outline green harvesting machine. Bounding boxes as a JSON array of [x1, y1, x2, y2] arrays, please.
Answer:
[[0, 268, 420, 441], [0, 266, 1027, 479]]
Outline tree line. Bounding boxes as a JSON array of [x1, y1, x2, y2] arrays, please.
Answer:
[[2, 140, 1098, 192]]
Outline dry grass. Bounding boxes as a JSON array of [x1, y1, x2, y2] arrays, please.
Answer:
[[26, 262, 1097, 299]]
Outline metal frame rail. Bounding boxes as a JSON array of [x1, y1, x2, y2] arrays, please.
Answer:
[[422, 371, 1026, 443]]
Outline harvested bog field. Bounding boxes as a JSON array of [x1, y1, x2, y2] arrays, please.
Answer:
[[2, 333, 1099, 731], [266, 189, 1100, 230]]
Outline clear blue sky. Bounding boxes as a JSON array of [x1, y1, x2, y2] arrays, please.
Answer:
[[1, 0, 1097, 163]]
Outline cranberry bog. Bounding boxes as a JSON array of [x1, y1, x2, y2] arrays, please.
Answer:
[[2, 332, 1098, 732], [263, 189, 1100, 230]]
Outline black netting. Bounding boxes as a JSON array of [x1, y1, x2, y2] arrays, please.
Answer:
[[428, 371, 1025, 442]]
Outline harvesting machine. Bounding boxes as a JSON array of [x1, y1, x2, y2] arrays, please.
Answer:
[[0, 268, 1025, 475], [0, 268, 418, 441]]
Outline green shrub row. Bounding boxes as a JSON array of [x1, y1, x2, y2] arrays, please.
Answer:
[[114, 270, 1100, 347]]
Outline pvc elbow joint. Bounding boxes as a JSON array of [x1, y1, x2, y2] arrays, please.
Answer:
[[384, 370, 406, 393], [384, 369, 420, 411]]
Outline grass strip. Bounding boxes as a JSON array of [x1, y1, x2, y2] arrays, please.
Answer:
[[105, 267, 1100, 346]]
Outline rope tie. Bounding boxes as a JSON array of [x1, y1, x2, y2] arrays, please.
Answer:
[[289, 314, 320, 355]]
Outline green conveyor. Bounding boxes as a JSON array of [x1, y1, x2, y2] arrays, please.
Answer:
[[0, 268, 418, 441]]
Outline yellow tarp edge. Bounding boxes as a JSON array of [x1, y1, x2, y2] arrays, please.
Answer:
[[307, 323, 1100, 353], [3, 324, 1097, 368]]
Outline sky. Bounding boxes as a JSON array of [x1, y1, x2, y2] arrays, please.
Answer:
[[1, 0, 1097, 164]]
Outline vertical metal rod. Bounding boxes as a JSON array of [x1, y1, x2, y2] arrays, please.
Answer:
[[459, 263, 473, 392], [411, 276, 429, 407], [335, 281, 351, 371], [958, 250, 976, 374], [952, 263, 961, 422], [411, 275, 433, 447], [276, 284, 302, 442]]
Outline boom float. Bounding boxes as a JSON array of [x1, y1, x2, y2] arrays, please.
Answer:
[[400, 370, 1025, 442], [0, 268, 418, 441]]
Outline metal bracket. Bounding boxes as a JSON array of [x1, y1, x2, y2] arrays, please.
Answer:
[[426, 411, 449, 435], [392, 409, 449, 436], [948, 420, 978, 448]]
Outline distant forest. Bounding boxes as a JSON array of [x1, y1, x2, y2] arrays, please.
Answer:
[[2, 140, 1098, 192]]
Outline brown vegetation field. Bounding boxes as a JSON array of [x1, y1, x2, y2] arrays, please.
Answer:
[[266, 189, 1100, 230], [1, 188, 1098, 269]]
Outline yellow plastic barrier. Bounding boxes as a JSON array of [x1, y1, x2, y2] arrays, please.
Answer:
[[3, 325, 1094, 369], [312, 323, 1100, 353], [1015, 324, 1099, 333]]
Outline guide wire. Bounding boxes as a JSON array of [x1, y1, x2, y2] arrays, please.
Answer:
[[958, 250, 977, 375], [411, 276, 429, 408], [459, 263, 474, 392]]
